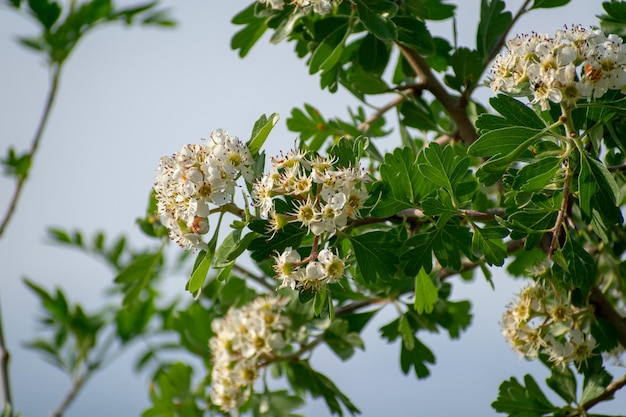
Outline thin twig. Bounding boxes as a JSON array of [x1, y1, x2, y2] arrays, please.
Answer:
[[0, 301, 12, 411], [51, 372, 89, 417], [395, 42, 478, 144], [0, 64, 62, 237], [463, 0, 532, 105], [582, 374, 626, 412], [232, 263, 275, 292], [358, 89, 414, 132], [438, 239, 525, 281]]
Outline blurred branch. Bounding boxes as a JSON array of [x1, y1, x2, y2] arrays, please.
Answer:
[[395, 42, 478, 144], [0, 301, 13, 412], [0, 64, 62, 238], [588, 286, 626, 349]]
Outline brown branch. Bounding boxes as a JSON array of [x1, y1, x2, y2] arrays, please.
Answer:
[[395, 42, 478, 144], [588, 286, 626, 349], [232, 263, 276, 292], [462, 0, 533, 102], [358, 89, 415, 132], [0, 64, 62, 238], [0, 301, 12, 411], [582, 373, 626, 412], [608, 163, 626, 172], [438, 239, 525, 281]]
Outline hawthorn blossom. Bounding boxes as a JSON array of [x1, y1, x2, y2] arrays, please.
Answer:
[[154, 129, 253, 250], [489, 25, 626, 109], [252, 148, 369, 237], [209, 296, 288, 413], [271, 246, 347, 290], [257, 0, 337, 14], [500, 282, 596, 365]]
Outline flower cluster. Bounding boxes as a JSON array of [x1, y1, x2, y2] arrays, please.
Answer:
[[154, 129, 253, 250], [490, 25, 626, 109], [209, 296, 288, 413], [272, 246, 346, 290], [256, 0, 336, 15], [252, 149, 369, 237], [501, 283, 596, 366]]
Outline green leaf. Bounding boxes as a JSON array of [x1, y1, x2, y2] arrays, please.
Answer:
[[357, 33, 390, 76], [393, 16, 434, 55], [469, 126, 542, 158], [476, 0, 512, 60], [400, 99, 439, 131], [379, 146, 421, 205], [285, 361, 360, 416], [231, 4, 268, 57], [248, 113, 279, 156], [530, 0, 570, 9], [399, 336, 435, 378], [512, 157, 562, 192], [578, 149, 623, 225], [309, 21, 349, 74], [398, 314, 415, 350], [472, 226, 508, 266], [545, 365, 577, 404], [492, 375, 556, 417], [187, 248, 214, 296], [354, 0, 398, 40], [114, 252, 162, 306], [28, 0, 62, 29], [487, 95, 546, 130], [349, 231, 399, 284], [581, 367, 612, 405], [444, 47, 482, 91], [414, 268, 438, 314], [1, 147, 31, 179]]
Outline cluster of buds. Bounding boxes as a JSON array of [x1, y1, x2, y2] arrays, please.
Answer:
[[252, 149, 369, 237], [490, 25, 626, 110], [501, 283, 596, 366], [272, 246, 346, 290], [209, 296, 289, 413], [257, 0, 336, 15], [154, 129, 254, 250]]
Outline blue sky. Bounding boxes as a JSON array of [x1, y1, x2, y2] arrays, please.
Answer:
[[1, 1, 624, 416]]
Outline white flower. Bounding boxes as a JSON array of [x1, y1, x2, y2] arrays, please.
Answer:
[[154, 130, 254, 250], [209, 296, 287, 413]]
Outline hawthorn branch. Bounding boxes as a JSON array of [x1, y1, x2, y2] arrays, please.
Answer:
[[0, 64, 62, 238], [582, 373, 626, 412], [395, 42, 478, 144], [0, 302, 12, 411], [358, 88, 416, 132]]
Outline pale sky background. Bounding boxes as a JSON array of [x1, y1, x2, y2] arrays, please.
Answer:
[[1, 1, 625, 416]]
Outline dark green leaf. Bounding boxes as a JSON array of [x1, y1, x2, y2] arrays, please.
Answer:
[[488, 95, 546, 130], [354, 0, 398, 40], [578, 150, 622, 225], [309, 22, 349, 74], [444, 47, 482, 91], [581, 367, 612, 405], [530, 0, 570, 9], [357, 33, 390, 76], [492, 375, 556, 417], [393, 16, 434, 55], [231, 4, 268, 57], [546, 365, 577, 404], [349, 231, 400, 283], [512, 157, 562, 192], [476, 0, 512, 60], [28, 0, 61, 29]]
